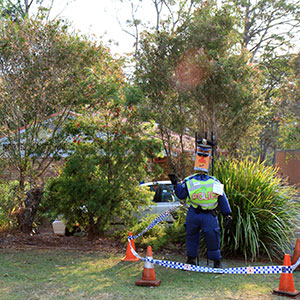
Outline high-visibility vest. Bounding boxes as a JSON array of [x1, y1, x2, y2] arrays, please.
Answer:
[[186, 177, 219, 210]]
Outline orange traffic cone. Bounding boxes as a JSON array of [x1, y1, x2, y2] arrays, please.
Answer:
[[273, 254, 300, 298], [135, 245, 161, 287], [292, 238, 300, 271], [121, 232, 139, 262]]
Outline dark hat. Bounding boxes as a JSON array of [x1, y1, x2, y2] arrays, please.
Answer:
[[196, 139, 212, 156]]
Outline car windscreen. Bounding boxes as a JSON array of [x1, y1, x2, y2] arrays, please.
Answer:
[[150, 184, 179, 203]]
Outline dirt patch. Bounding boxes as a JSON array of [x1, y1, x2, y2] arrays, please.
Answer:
[[0, 230, 125, 253], [0, 229, 183, 259]]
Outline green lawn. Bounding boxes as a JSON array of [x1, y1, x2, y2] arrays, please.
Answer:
[[0, 249, 299, 300]]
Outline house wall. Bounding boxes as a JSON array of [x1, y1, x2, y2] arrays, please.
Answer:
[[153, 152, 197, 181], [275, 150, 300, 186]]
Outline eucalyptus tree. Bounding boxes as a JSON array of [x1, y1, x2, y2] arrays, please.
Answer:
[[120, 0, 300, 163], [277, 53, 300, 151], [183, 5, 264, 153], [228, 0, 300, 61], [135, 3, 264, 177], [115, 0, 200, 55], [226, 0, 300, 162]]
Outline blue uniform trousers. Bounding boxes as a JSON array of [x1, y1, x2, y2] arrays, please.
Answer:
[[185, 206, 221, 261]]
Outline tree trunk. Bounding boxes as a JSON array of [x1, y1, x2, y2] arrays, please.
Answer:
[[16, 187, 43, 233], [87, 216, 104, 240]]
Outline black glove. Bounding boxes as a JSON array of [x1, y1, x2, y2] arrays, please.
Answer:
[[168, 174, 179, 187], [224, 215, 232, 234]]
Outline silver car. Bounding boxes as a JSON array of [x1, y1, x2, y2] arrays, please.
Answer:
[[138, 180, 180, 222]]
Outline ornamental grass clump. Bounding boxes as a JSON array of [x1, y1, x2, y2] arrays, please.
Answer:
[[215, 158, 299, 261]]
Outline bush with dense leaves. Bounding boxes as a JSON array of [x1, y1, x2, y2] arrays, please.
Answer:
[[215, 158, 299, 261], [0, 181, 21, 231]]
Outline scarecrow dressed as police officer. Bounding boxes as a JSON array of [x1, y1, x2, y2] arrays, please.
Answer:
[[169, 138, 232, 268]]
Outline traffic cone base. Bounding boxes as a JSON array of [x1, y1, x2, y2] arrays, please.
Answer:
[[273, 254, 300, 298], [121, 256, 139, 262], [135, 278, 161, 287], [292, 238, 300, 271], [121, 232, 140, 262], [273, 288, 300, 298], [136, 246, 161, 287]]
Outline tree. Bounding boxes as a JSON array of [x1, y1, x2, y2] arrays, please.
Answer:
[[120, 0, 300, 163], [135, 29, 194, 177], [0, 0, 36, 19], [0, 16, 107, 233], [277, 52, 300, 150], [115, 0, 199, 55], [134, 3, 264, 177], [229, 0, 300, 61], [182, 5, 264, 152], [0, 0, 68, 20], [227, 0, 300, 162], [44, 55, 163, 238]]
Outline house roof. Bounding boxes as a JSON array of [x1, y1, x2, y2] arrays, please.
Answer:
[[0, 111, 80, 141], [0, 111, 196, 154]]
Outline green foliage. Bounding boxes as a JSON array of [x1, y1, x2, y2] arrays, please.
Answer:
[[128, 214, 168, 251], [180, 4, 264, 154], [122, 208, 187, 252], [0, 16, 105, 180], [0, 15, 111, 232], [0, 16, 102, 188], [227, 0, 300, 160], [277, 53, 300, 151], [0, 180, 20, 230], [215, 158, 299, 261], [0, 0, 52, 21], [132, 0, 300, 164], [0, 0, 27, 20], [164, 208, 187, 245], [134, 2, 264, 177], [279, 118, 300, 151], [43, 143, 157, 237], [42, 54, 163, 238]]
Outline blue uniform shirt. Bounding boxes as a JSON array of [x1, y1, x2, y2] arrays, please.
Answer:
[[175, 173, 232, 216]]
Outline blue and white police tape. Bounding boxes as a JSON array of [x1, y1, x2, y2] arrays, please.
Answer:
[[129, 205, 182, 241], [127, 205, 300, 274]]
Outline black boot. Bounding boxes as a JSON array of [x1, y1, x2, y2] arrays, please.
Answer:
[[186, 256, 197, 265], [213, 259, 222, 268]]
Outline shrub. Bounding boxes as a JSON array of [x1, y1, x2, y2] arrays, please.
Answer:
[[43, 151, 156, 239], [0, 181, 20, 231], [215, 157, 299, 261]]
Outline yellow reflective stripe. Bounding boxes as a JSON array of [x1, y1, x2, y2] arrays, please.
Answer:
[[188, 180, 215, 192]]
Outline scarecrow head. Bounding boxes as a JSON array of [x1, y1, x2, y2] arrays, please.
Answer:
[[194, 139, 212, 173]]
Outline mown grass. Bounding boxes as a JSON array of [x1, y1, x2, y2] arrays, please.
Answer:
[[0, 249, 299, 300]]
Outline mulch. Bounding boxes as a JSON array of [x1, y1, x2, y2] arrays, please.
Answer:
[[0, 228, 183, 259], [0, 229, 125, 253], [0, 230, 282, 264]]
